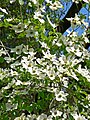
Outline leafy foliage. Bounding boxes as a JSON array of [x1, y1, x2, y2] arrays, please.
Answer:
[[0, 0, 90, 120]]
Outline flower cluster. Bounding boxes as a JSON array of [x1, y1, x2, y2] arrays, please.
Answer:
[[0, 0, 90, 120], [66, 14, 89, 29]]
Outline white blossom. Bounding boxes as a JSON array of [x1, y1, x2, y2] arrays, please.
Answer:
[[66, 14, 81, 26], [34, 11, 45, 23], [72, 113, 87, 120], [76, 65, 90, 82], [11, 44, 23, 54], [0, 7, 8, 14], [31, 0, 37, 4], [83, 0, 89, 3], [10, 0, 16, 4], [54, 90, 68, 102], [12, 23, 25, 33], [72, 0, 79, 4], [25, 26, 35, 38], [49, 1, 63, 11], [15, 80, 22, 86], [0, 48, 6, 56], [45, 0, 52, 4], [50, 108, 62, 117], [37, 113, 47, 120], [6, 102, 18, 111]]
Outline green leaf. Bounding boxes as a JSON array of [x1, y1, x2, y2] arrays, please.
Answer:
[[0, 57, 4, 63], [19, 0, 24, 5], [87, 29, 90, 35], [18, 32, 25, 38]]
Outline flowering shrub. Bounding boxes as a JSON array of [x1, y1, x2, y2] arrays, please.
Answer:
[[0, 0, 90, 120]]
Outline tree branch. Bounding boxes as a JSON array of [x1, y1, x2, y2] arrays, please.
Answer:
[[57, 1, 85, 34]]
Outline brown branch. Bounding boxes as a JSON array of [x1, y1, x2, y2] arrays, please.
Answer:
[[57, 1, 85, 34]]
